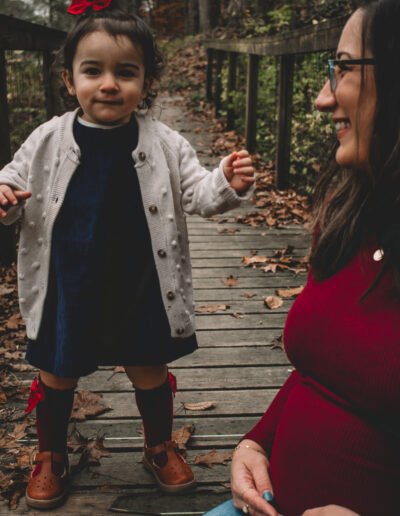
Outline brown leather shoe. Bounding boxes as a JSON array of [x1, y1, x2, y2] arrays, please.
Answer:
[[25, 451, 69, 509], [143, 440, 196, 493]]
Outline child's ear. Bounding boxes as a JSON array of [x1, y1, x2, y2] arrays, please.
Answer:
[[62, 70, 76, 96]]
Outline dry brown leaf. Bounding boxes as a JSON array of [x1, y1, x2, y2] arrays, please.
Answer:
[[242, 292, 257, 298], [262, 263, 278, 273], [10, 363, 34, 372], [222, 275, 239, 287], [264, 296, 283, 310], [242, 255, 268, 266], [195, 304, 230, 314], [231, 312, 245, 319], [71, 391, 111, 422], [183, 401, 216, 411], [172, 424, 195, 451], [0, 285, 14, 297], [193, 449, 232, 468], [9, 422, 28, 441], [275, 286, 304, 298]]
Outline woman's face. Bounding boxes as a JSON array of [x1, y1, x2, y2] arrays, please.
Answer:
[[315, 9, 377, 169]]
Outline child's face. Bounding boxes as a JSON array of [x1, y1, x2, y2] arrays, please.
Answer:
[[63, 31, 147, 126]]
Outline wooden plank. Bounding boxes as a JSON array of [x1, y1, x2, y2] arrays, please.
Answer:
[[245, 54, 259, 153], [203, 15, 345, 56], [75, 366, 291, 392], [192, 266, 306, 277], [3, 490, 231, 516], [187, 225, 306, 235], [276, 54, 294, 189], [191, 248, 308, 258], [67, 416, 261, 448], [197, 328, 282, 346], [194, 288, 298, 302], [193, 276, 305, 289], [0, 14, 65, 51], [195, 313, 286, 329]]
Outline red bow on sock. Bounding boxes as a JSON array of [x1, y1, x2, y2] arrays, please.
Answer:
[[68, 0, 113, 15], [168, 371, 177, 396], [25, 377, 45, 414]]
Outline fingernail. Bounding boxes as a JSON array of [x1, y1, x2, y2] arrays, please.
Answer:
[[262, 490, 274, 502]]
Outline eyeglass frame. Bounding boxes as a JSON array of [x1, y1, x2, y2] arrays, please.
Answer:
[[328, 58, 376, 93]]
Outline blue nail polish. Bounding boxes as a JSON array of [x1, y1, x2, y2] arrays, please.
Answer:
[[262, 490, 274, 502]]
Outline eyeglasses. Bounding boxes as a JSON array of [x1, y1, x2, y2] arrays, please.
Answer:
[[328, 58, 376, 93]]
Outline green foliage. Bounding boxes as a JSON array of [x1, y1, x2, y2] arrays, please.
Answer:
[[218, 50, 335, 193]]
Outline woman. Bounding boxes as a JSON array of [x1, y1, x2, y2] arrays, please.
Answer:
[[205, 0, 400, 514]]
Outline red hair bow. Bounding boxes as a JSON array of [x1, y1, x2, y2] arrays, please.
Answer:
[[68, 0, 113, 15]]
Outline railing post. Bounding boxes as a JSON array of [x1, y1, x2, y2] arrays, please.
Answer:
[[245, 54, 259, 153], [214, 50, 224, 117], [227, 52, 237, 130], [206, 48, 213, 102], [43, 50, 63, 118], [276, 54, 294, 189], [0, 50, 16, 265]]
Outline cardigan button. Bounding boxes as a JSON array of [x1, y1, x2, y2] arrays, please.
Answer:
[[149, 204, 158, 214], [138, 151, 146, 161], [158, 249, 166, 258], [176, 327, 184, 335], [167, 291, 175, 300]]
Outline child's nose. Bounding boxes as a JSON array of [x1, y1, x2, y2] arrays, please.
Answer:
[[100, 73, 119, 92], [315, 79, 336, 112]]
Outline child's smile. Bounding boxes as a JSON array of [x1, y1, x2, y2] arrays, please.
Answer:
[[63, 31, 147, 126]]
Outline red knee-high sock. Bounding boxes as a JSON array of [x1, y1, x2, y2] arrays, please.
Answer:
[[135, 376, 173, 449], [35, 378, 75, 453]]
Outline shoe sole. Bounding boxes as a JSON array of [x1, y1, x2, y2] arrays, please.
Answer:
[[25, 487, 68, 510], [143, 454, 196, 494]]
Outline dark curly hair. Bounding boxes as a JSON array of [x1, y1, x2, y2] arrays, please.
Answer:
[[59, 2, 164, 109]]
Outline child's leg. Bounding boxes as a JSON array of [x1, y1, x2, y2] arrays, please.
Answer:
[[125, 364, 195, 493], [25, 371, 78, 510]]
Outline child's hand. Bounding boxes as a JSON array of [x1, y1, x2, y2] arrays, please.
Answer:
[[0, 185, 31, 218], [223, 150, 255, 194]]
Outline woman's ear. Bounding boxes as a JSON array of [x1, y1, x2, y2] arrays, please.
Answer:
[[62, 70, 76, 96]]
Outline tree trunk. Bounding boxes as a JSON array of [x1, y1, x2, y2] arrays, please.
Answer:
[[184, 0, 198, 34]]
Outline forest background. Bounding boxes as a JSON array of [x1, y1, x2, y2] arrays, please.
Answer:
[[1, 0, 357, 191]]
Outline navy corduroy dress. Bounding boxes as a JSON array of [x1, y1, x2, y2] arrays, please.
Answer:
[[26, 117, 197, 377]]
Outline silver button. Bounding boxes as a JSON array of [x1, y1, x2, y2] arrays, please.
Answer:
[[36, 194, 43, 201], [167, 291, 175, 300], [158, 249, 166, 258], [18, 274, 25, 280], [44, 165, 50, 173], [29, 221, 35, 228], [149, 204, 158, 214], [37, 238, 43, 246], [138, 151, 146, 161], [32, 262, 40, 270], [176, 327, 184, 335]]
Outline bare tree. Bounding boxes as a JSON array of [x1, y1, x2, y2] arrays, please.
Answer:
[[198, 0, 220, 32], [184, 0, 198, 34]]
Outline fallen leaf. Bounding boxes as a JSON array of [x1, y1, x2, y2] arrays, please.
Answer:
[[193, 449, 232, 468], [195, 304, 230, 314], [222, 275, 239, 287], [271, 334, 283, 350], [71, 391, 111, 422], [172, 424, 195, 451], [262, 263, 278, 273], [242, 292, 257, 298], [242, 255, 268, 266], [231, 312, 245, 319], [275, 286, 304, 298], [0, 285, 14, 296], [183, 401, 216, 411], [264, 296, 283, 310]]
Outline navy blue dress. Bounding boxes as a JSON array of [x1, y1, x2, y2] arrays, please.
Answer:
[[26, 117, 197, 377]]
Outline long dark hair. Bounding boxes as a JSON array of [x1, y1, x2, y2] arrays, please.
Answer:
[[311, 0, 400, 296], [59, 1, 164, 108]]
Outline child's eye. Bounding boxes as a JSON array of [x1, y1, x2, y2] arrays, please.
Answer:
[[119, 69, 136, 77], [84, 67, 100, 76]]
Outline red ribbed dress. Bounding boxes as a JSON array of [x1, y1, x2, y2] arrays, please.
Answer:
[[244, 239, 400, 515]]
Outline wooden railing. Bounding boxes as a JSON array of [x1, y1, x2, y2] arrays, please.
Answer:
[[203, 16, 346, 189], [0, 14, 66, 264]]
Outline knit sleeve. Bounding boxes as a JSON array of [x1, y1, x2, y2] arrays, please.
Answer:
[[243, 370, 301, 457]]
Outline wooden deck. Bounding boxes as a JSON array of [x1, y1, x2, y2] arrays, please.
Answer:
[[1, 212, 308, 515], [1, 95, 309, 515]]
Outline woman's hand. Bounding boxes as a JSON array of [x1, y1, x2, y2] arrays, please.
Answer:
[[302, 505, 359, 516], [223, 150, 255, 194], [231, 439, 278, 516], [0, 185, 31, 218]]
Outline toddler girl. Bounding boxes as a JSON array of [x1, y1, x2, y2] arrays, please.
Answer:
[[0, 0, 254, 509]]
